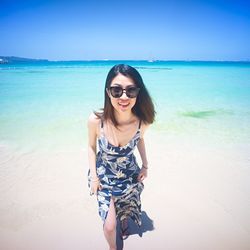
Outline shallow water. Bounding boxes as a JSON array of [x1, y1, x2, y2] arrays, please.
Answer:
[[0, 61, 250, 151]]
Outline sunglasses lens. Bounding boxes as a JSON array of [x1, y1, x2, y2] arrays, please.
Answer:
[[110, 86, 123, 98], [126, 87, 140, 98]]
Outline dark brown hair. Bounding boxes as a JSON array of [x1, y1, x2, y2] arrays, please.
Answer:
[[95, 64, 155, 126]]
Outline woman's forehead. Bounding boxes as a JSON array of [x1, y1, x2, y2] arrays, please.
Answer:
[[110, 74, 135, 86]]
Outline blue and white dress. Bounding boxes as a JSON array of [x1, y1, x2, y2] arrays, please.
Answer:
[[89, 120, 144, 226]]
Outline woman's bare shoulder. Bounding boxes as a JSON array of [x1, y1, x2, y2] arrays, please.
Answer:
[[88, 112, 100, 122], [88, 113, 101, 128], [140, 121, 150, 137], [141, 120, 150, 129]]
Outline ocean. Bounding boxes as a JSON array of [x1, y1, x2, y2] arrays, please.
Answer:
[[1, 61, 250, 248], [1, 60, 250, 152]]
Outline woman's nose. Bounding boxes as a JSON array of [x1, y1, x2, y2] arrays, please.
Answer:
[[120, 90, 129, 99]]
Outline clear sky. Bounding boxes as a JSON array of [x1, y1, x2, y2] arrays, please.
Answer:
[[0, 0, 250, 60]]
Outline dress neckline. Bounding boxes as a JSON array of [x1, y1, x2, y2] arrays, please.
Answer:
[[101, 129, 140, 148], [99, 119, 141, 148]]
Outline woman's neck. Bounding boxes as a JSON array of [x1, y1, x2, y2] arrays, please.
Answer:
[[114, 111, 136, 126]]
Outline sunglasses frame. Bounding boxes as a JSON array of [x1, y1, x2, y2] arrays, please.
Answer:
[[107, 86, 140, 98]]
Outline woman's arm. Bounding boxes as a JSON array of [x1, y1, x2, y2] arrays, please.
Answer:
[[137, 138, 148, 168], [137, 124, 149, 181], [87, 113, 101, 194]]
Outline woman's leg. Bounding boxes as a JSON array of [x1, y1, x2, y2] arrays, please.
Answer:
[[103, 198, 117, 250]]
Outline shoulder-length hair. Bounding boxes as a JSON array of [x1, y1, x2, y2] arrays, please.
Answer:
[[95, 64, 155, 127]]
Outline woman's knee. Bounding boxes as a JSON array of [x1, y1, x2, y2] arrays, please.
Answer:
[[104, 220, 116, 234]]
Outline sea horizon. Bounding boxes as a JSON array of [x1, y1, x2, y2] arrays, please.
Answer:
[[1, 56, 250, 63]]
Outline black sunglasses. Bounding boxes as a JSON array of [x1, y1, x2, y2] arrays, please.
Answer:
[[108, 86, 140, 98]]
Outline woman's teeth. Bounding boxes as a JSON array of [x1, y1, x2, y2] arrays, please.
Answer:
[[118, 102, 129, 107]]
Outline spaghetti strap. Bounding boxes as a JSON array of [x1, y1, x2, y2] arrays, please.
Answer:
[[138, 120, 142, 130], [100, 119, 104, 136]]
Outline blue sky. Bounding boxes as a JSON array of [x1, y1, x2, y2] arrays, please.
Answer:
[[0, 0, 249, 60]]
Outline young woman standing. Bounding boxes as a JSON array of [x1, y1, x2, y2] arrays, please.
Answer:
[[88, 64, 155, 250]]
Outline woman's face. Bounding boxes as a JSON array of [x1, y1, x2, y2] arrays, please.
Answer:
[[107, 73, 137, 114]]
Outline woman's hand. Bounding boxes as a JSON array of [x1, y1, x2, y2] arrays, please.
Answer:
[[90, 178, 102, 195], [137, 166, 148, 182]]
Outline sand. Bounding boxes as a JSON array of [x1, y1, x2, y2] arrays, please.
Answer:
[[0, 132, 250, 250]]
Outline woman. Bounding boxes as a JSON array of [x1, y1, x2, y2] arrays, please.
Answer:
[[88, 64, 155, 250]]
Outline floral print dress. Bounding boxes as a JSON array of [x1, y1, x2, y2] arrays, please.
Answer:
[[89, 120, 144, 226]]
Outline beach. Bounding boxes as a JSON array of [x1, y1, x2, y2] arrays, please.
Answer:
[[0, 61, 250, 249]]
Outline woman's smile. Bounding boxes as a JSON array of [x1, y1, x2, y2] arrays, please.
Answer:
[[118, 101, 130, 108]]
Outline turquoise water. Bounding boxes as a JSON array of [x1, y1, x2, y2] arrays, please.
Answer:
[[1, 61, 250, 151]]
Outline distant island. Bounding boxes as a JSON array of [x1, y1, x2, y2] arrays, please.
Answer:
[[0, 56, 249, 64], [0, 56, 49, 64]]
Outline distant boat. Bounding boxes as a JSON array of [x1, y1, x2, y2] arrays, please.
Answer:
[[0, 58, 8, 64], [147, 59, 156, 62]]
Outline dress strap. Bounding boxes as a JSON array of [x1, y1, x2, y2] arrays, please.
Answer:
[[138, 120, 142, 130], [100, 119, 104, 136]]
